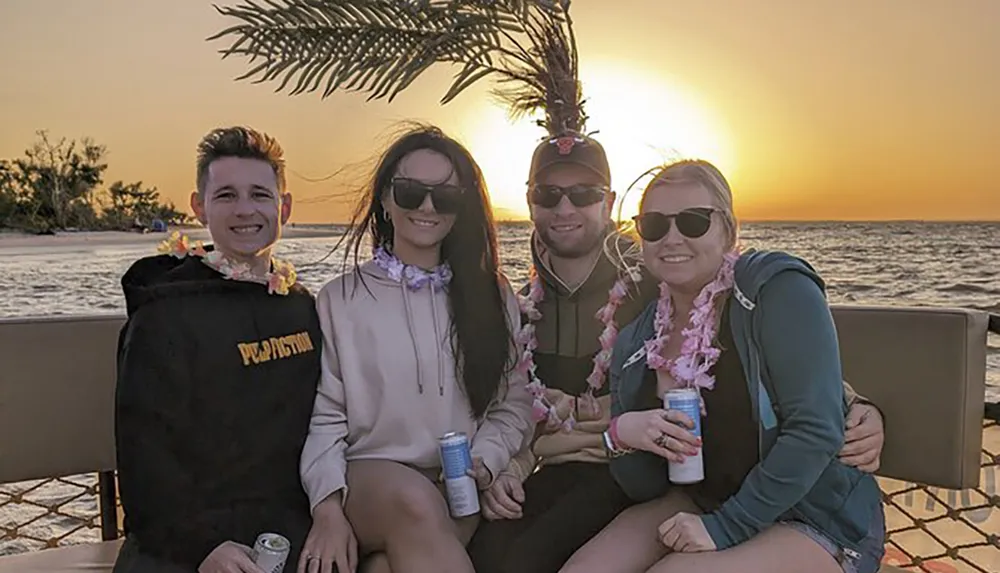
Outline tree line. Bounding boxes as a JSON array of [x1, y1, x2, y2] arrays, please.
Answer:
[[0, 130, 188, 234]]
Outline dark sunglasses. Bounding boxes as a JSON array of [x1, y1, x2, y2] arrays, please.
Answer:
[[390, 177, 464, 214], [528, 183, 609, 209], [632, 207, 717, 241]]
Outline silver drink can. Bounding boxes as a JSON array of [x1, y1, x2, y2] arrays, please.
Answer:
[[664, 388, 704, 484], [438, 431, 481, 517], [251, 532, 290, 573]]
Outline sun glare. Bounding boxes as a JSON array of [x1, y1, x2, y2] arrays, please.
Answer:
[[463, 63, 735, 221]]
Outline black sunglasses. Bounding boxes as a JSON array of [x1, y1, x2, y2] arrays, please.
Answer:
[[528, 183, 609, 209], [390, 177, 464, 214], [632, 208, 717, 241]]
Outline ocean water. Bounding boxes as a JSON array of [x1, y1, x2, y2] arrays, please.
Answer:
[[4, 221, 998, 389], [1, 221, 999, 561]]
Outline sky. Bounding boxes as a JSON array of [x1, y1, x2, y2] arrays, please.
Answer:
[[1, 0, 997, 223]]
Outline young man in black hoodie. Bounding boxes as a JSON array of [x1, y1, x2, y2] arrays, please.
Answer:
[[467, 133, 887, 573], [113, 126, 321, 573]]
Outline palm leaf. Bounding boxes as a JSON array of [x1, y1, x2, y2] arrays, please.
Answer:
[[208, 0, 586, 134]]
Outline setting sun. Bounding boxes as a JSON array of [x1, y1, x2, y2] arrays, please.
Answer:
[[464, 62, 735, 221]]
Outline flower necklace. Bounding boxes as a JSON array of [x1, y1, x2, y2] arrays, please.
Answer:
[[644, 250, 739, 396], [372, 246, 453, 291], [516, 265, 640, 431], [156, 231, 297, 296]]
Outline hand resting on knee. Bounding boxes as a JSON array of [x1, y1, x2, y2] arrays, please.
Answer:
[[299, 491, 357, 573]]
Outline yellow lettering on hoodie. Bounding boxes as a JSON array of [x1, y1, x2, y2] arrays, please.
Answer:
[[236, 331, 314, 367], [298, 332, 314, 352], [237, 343, 256, 366], [271, 336, 290, 358]]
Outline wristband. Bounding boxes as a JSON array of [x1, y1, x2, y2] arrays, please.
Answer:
[[609, 416, 624, 448], [604, 416, 634, 457]]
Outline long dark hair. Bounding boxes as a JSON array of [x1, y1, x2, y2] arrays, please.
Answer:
[[337, 124, 514, 418]]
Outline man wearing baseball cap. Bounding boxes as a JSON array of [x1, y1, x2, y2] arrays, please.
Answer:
[[466, 131, 888, 573]]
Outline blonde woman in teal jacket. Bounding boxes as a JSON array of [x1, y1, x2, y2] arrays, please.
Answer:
[[561, 160, 885, 573]]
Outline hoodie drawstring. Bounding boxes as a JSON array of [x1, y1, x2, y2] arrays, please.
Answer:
[[401, 284, 424, 394], [430, 289, 444, 396], [401, 282, 446, 396]]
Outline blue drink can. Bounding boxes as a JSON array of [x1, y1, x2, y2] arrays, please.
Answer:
[[438, 431, 480, 517], [664, 388, 704, 484]]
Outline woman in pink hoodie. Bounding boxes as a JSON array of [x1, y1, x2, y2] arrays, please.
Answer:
[[297, 125, 534, 573]]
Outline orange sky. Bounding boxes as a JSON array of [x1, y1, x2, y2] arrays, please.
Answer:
[[1, 0, 997, 223]]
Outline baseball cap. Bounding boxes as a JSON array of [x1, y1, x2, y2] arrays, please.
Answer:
[[527, 132, 611, 187]]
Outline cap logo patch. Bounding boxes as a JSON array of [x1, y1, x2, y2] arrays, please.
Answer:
[[553, 135, 583, 155]]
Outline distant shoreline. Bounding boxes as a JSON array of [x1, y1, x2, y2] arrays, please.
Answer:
[[2, 219, 997, 238]]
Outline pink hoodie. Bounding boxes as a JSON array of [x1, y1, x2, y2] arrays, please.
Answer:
[[300, 260, 534, 509]]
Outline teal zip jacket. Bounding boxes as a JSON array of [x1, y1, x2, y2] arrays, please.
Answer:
[[608, 249, 882, 553]]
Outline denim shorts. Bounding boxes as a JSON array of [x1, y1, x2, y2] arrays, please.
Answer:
[[781, 506, 886, 573]]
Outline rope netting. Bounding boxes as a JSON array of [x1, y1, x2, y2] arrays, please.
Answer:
[[0, 474, 116, 555], [878, 417, 999, 572]]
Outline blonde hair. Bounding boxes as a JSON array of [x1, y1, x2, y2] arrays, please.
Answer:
[[603, 159, 741, 282], [639, 159, 739, 250]]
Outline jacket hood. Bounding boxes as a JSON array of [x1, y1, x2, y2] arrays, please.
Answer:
[[731, 248, 825, 310], [614, 248, 825, 364], [121, 248, 305, 317], [121, 254, 214, 316]]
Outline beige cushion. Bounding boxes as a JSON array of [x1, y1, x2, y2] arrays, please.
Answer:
[[830, 305, 988, 489], [0, 315, 124, 483], [0, 540, 122, 573], [0, 306, 987, 488]]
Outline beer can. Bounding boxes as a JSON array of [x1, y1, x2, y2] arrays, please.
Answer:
[[663, 388, 704, 484], [438, 431, 481, 518], [251, 532, 290, 573]]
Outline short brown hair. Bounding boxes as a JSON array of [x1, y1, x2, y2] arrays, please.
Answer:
[[195, 126, 286, 195]]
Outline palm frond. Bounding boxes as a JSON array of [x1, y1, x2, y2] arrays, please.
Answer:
[[209, 0, 585, 134]]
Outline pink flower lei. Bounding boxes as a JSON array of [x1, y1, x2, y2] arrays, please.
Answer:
[[644, 250, 739, 398], [156, 231, 297, 296], [516, 266, 640, 431]]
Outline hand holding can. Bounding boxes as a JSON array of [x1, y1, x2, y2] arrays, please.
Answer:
[[611, 409, 700, 463], [663, 388, 704, 484], [439, 432, 481, 518], [466, 456, 492, 489]]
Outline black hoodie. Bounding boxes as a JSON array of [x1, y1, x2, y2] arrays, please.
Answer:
[[114, 252, 320, 568]]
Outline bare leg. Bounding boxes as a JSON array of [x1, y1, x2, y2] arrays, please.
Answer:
[[559, 488, 700, 573], [648, 524, 844, 573], [345, 460, 479, 573]]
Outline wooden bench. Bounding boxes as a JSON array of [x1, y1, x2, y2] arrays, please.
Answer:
[[0, 306, 992, 572]]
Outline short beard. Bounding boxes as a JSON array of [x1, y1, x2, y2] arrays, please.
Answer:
[[537, 220, 606, 259]]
